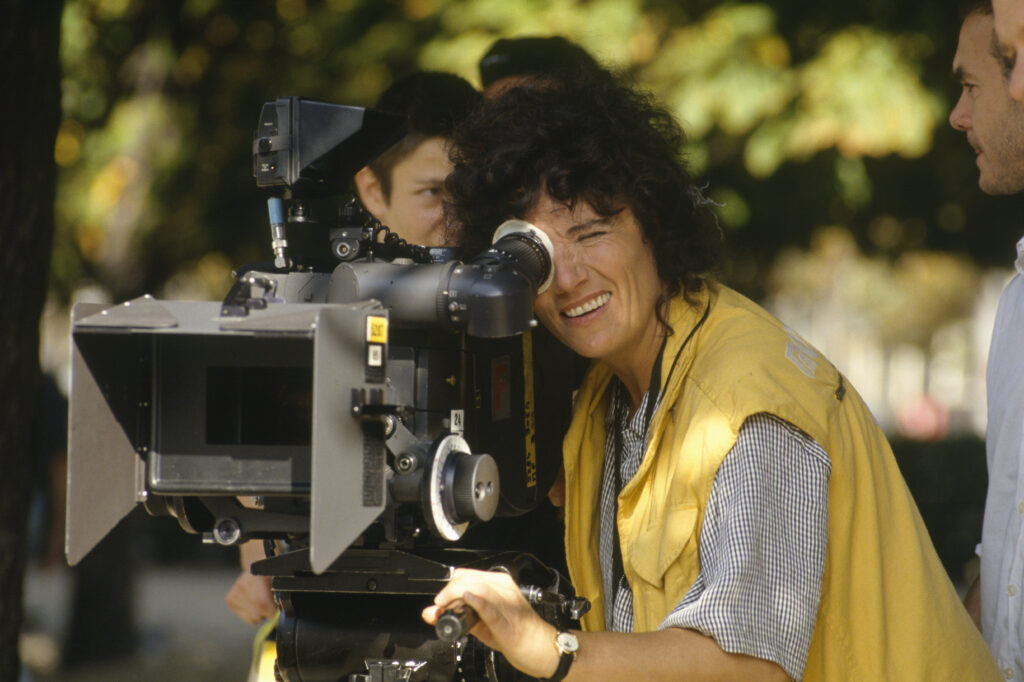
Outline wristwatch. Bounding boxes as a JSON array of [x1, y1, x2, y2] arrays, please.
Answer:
[[545, 630, 579, 682]]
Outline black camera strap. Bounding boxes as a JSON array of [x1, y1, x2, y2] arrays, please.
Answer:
[[610, 338, 664, 609], [609, 299, 711, 620]]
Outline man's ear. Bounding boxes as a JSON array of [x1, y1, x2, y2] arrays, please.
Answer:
[[354, 166, 388, 222]]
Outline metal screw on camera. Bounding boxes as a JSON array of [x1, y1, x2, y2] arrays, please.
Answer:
[[396, 453, 416, 473]]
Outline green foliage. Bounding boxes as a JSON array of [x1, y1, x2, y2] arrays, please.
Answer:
[[51, 0, 1024, 308]]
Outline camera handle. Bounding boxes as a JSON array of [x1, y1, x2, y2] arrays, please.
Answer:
[[435, 583, 592, 642]]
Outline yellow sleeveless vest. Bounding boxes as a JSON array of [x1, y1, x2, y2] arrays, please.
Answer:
[[562, 282, 1000, 680]]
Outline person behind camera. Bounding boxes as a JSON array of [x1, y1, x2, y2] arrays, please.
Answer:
[[423, 68, 1001, 681], [225, 70, 482, 625], [354, 70, 481, 247]]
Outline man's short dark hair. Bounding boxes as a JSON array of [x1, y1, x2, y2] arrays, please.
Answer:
[[478, 36, 600, 89], [956, 0, 1012, 80], [445, 68, 721, 310], [368, 71, 480, 199]]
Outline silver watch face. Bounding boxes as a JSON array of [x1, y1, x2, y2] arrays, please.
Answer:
[[555, 631, 579, 654]]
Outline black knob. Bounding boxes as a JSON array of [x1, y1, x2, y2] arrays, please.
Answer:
[[450, 453, 499, 523]]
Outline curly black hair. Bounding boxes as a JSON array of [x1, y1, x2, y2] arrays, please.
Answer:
[[444, 67, 721, 309]]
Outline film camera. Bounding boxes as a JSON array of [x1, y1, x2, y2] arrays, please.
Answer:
[[65, 97, 588, 681]]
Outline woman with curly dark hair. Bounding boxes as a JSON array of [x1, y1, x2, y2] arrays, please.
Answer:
[[424, 69, 1000, 681], [446, 67, 721, 314]]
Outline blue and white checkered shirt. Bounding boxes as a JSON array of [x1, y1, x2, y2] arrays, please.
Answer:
[[598, 380, 831, 680]]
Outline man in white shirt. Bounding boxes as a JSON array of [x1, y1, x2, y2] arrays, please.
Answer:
[[950, 2, 1024, 678]]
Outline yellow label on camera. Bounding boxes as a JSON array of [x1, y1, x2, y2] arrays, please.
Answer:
[[366, 316, 388, 344]]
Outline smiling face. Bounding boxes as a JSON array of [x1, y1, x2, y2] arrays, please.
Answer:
[[526, 194, 666, 391], [950, 11, 1024, 195]]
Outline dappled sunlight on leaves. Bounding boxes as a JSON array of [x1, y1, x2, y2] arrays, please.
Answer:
[[790, 28, 940, 159], [420, 30, 497, 83], [49, 0, 1019, 338], [564, 0, 650, 67], [645, 4, 796, 140], [637, 6, 942, 180], [440, 0, 561, 34], [59, 95, 185, 296], [36, 0, 1022, 447], [61, 2, 99, 61], [160, 251, 235, 301]]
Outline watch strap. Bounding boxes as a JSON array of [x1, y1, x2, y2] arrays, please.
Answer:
[[545, 649, 573, 682], [545, 632, 576, 682]]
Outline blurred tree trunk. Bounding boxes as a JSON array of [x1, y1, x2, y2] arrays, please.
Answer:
[[0, 0, 65, 678]]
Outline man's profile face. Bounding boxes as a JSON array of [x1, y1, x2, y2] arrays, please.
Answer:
[[366, 136, 454, 246], [994, 0, 1024, 103], [950, 12, 1024, 195]]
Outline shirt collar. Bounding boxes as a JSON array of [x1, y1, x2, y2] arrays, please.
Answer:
[[1015, 236, 1024, 275]]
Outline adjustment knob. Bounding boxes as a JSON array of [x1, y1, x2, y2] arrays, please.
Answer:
[[450, 453, 499, 523]]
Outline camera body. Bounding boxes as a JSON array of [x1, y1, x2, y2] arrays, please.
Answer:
[[66, 97, 583, 681]]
